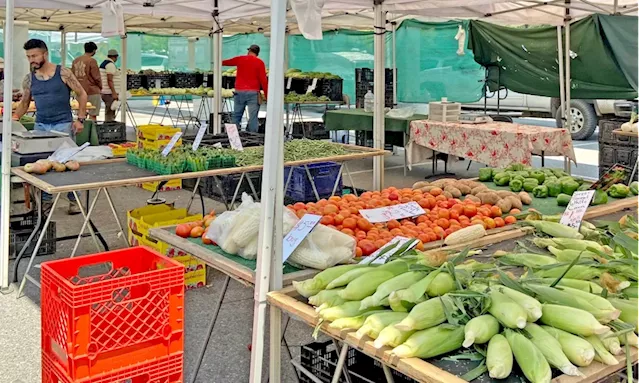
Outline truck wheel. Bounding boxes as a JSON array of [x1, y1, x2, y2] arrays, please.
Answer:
[[555, 100, 597, 140]]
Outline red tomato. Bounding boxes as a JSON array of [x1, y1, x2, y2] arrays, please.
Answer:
[[175, 224, 191, 238], [494, 217, 505, 227], [463, 204, 477, 218], [293, 202, 306, 211], [343, 217, 357, 230], [387, 219, 401, 230], [320, 215, 334, 225], [358, 240, 377, 256], [190, 226, 205, 238], [505, 216, 517, 225], [334, 214, 345, 225], [355, 247, 363, 257], [357, 218, 373, 231], [490, 206, 503, 218]]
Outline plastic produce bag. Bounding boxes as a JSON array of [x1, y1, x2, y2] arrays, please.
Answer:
[[287, 224, 356, 270], [386, 107, 415, 119], [206, 193, 259, 258], [101, 0, 125, 37]]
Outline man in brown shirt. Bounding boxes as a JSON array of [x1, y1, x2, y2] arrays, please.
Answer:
[[72, 42, 102, 121]]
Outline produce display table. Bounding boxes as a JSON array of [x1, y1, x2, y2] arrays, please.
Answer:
[[148, 226, 319, 382], [407, 120, 577, 170], [11, 144, 386, 298]]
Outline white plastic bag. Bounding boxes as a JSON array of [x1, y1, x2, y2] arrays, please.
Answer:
[[101, 0, 125, 38], [287, 224, 356, 270], [386, 106, 415, 119], [206, 193, 258, 257], [290, 0, 325, 40], [455, 25, 466, 56]]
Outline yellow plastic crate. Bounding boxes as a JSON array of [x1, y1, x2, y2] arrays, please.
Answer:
[[140, 179, 182, 192], [137, 124, 181, 141], [128, 230, 144, 247], [140, 237, 206, 289], [127, 204, 173, 233], [136, 138, 183, 151], [137, 208, 202, 236], [109, 142, 136, 157], [185, 268, 207, 290]]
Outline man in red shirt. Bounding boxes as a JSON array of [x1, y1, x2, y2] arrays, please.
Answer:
[[222, 44, 268, 132]]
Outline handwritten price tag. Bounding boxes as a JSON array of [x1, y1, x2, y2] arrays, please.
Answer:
[[359, 202, 426, 223], [161, 132, 183, 157], [359, 236, 418, 265], [283, 214, 322, 262], [192, 123, 208, 151], [286, 77, 293, 90], [560, 190, 596, 229], [224, 123, 244, 151], [306, 78, 319, 94]]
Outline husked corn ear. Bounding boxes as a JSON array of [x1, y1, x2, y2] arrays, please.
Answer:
[[308, 288, 344, 307], [487, 289, 528, 329], [525, 284, 619, 323], [391, 324, 464, 359], [389, 270, 441, 312], [491, 285, 542, 322], [319, 301, 383, 322], [326, 267, 375, 290], [356, 312, 408, 339], [585, 335, 619, 365], [539, 304, 609, 337], [426, 272, 455, 297], [395, 296, 451, 331], [537, 278, 603, 294], [293, 264, 364, 297], [373, 324, 415, 349], [486, 334, 513, 379], [505, 329, 552, 383], [443, 224, 485, 245], [463, 315, 500, 348], [525, 323, 581, 376], [359, 271, 426, 310], [328, 310, 389, 331], [541, 325, 595, 367], [598, 330, 622, 355]]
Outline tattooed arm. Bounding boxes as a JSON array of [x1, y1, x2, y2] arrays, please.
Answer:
[[61, 66, 87, 119], [13, 74, 32, 120]]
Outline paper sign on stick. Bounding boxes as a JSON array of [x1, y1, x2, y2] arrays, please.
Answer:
[[161, 132, 183, 157], [192, 124, 208, 151], [560, 190, 596, 229], [224, 123, 244, 151], [359, 202, 426, 223], [282, 214, 322, 262], [359, 236, 418, 265]]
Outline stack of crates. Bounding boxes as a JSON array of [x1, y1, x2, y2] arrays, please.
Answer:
[[355, 68, 394, 109], [136, 124, 184, 191], [599, 119, 639, 181], [41, 247, 185, 382], [127, 205, 207, 289]]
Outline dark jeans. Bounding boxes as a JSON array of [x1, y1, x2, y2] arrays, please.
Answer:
[[233, 91, 260, 133]]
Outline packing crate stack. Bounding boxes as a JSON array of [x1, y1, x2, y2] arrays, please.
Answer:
[[599, 118, 639, 181], [136, 125, 184, 191], [41, 247, 185, 382], [127, 204, 207, 290]]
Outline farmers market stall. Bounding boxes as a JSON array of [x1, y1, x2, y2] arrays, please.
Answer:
[[406, 120, 577, 171], [10, 143, 386, 297]]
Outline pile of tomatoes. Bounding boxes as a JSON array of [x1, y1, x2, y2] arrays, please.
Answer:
[[175, 211, 217, 245], [286, 187, 519, 257]]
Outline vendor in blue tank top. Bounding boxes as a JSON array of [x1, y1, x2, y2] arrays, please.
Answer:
[[13, 39, 88, 215]]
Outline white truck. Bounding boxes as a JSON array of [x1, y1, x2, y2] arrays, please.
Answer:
[[464, 89, 636, 140]]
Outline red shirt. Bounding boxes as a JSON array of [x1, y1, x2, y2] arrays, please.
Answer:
[[222, 55, 268, 99]]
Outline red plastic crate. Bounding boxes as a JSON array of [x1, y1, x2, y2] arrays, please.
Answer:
[[42, 351, 183, 383], [41, 247, 185, 381]]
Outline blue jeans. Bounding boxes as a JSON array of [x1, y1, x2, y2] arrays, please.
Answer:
[[233, 91, 260, 133], [34, 121, 76, 203]]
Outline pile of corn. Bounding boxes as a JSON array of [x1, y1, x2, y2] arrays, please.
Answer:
[[293, 216, 639, 382]]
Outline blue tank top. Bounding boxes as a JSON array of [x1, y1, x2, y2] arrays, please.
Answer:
[[31, 65, 72, 124]]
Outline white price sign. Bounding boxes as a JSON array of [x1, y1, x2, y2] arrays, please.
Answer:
[[359, 236, 418, 265], [560, 190, 596, 229], [192, 123, 208, 151], [359, 202, 426, 223], [225, 123, 243, 151], [161, 132, 183, 157], [286, 77, 293, 90], [306, 78, 319, 94], [282, 214, 322, 262], [154, 79, 162, 89]]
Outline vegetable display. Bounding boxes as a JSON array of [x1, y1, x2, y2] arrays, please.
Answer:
[[130, 87, 234, 98], [290, 213, 638, 382], [285, 68, 342, 80], [284, 92, 331, 103]]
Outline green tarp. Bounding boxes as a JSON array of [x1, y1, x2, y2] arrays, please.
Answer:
[[468, 15, 638, 99]]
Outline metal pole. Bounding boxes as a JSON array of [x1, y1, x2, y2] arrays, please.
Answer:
[[0, 0, 15, 289], [564, 2, 571, 134], [392, 21, 397, 107], [213, 13, 222, 134], [252, 0, 286, 378], [372, 2, 386, 191], [60, 30, 67, 67], [120, 35, 128, 125], [557, 25, 566, 129]]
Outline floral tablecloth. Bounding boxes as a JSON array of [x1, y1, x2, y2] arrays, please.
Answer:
[[406, 120, 577, 169]]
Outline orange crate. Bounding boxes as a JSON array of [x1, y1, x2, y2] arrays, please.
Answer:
[[42, 351, 183, 383], [41, 247, 185, 380]]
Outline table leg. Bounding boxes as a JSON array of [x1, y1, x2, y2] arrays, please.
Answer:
[[70, 188, 103, 257], [303, 164, 321, 201], [284, 165, 294, 195], [246, 174, 260, 201], [213, 176, 231, 211], [186, 177, 202, 212], [17, 193, 61, 297], [230, 172, 247, 207], [290, 360, 323, 383], [103, 188, 129, 248], [189, 275, 231, 383], [331, 163, 345, 197], [343, 163, 359, 197], [403, 133, 407, 177], [12, 191, 44, 283], [330, 342, 350, 383], [71, 191, 102, 252], [280, 316, 301, 382]]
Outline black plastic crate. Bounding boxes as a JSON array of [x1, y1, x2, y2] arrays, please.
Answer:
[[174, 72, 204, 88], [599, 118, 638, 147], [316, 79, 343, 101], [206, 172, 262, 202], [146, 74, 174, 89], [222, 76, 236, 89], [126, 74, 147, 90], [95, 122, 127, 144], [355, 68, 394, 109], [285, 78, 311, 96], [10, 221, 56, 259], [292, 122, 330, 140]]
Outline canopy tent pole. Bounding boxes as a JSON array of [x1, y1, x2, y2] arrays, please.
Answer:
[[392, 21, 397, 106], [212, 2, 223, 134], [120, 35, 128, 125], [564, 4, 572, 173], [187, 37, 197, 71], [251, 0, 287, 378], [557, 25, 566, 129], [373, 1, 386, 191], [61, 29, 67, 67], [1, 0, 15, 289]]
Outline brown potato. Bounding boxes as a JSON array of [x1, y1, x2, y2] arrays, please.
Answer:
[[464, 195, 481, 204], [496, 198, 512, 214], [65, 160, 80, 171], [421, 186, 436, 193], [506, 196, 523, 210], [519, 191, 532, 205], [442, 191, 453, 199], [413, 181, 430, 189], [456, 184, 472, 195], [471, 186, 489, 195], [495, 190, 518, 199], [444, 186, 462, 198], [52, 162, 66, 172], [477, 191, 501, 205]]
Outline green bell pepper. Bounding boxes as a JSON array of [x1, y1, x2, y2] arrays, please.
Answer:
[[608, 184, 630, 198], [512, 175, 525, 182], [557, 193, 572, 206], [543, 176, 558, 186], [491, 168, 505, 177], [561, 179, 580, 195], [552, 168, 569, 178], [509, 178, 524, 192], [630, 181, 638, 195], [494, 172, 511, 186], [514, 170, 530, 178], [546, 180, 562, 197], [532, 185, 548, 198], [523, 178, 540, 192], [478, 168, 493, 182], [529, 170, 546, 184], [591, 189, 608, 205], [506, 163, 527, 172]]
